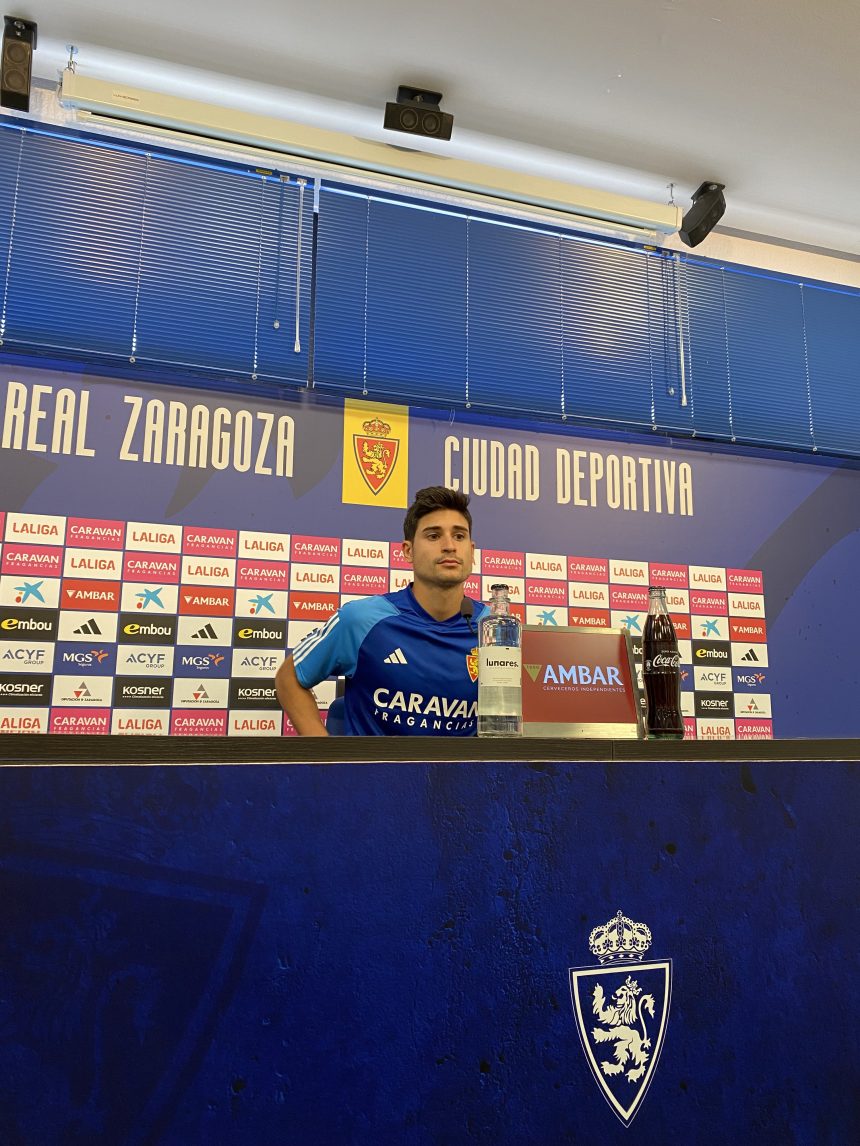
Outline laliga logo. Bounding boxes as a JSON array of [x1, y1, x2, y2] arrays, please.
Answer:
[[569, 911, 671, 1126]]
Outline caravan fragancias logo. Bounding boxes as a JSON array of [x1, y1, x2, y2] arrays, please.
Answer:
[[569, 910, 671, 1126], [354, 416, 400, 495]]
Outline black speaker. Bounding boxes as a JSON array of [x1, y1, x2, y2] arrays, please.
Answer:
[[679, 181, 726, 248], [384, 86, 453, 142], [1, 16, 37, 112]]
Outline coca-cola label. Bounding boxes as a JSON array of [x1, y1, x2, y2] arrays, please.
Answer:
[[645, 651, 680, 672]]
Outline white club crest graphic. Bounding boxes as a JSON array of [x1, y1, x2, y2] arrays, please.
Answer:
[[569, 910, 671, 1126]]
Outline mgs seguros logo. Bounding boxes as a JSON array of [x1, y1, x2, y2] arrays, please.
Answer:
[[569, 911, 671, 1126]]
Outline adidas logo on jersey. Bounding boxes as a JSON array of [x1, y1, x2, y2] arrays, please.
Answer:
[[384, 647, 408, 664]]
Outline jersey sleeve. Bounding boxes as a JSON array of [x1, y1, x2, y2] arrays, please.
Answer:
[[291, 596, 398, 689]]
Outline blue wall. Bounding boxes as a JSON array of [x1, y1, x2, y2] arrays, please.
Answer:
[[1, 756, 857, 1144]]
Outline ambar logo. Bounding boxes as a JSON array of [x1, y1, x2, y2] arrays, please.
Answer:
[[178, 589, 235, 616], [61, 579, 121, 611]]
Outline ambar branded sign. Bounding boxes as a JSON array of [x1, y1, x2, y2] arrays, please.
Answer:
[[521, 627, 640, 737]]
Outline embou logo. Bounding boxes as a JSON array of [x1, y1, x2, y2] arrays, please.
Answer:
[[569, 910, 671, 1126]]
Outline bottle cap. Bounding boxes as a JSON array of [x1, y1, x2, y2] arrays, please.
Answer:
[[489, 583, 510, 592]]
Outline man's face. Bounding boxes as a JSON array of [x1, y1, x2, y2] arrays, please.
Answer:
[[402, 509, 474, 590]]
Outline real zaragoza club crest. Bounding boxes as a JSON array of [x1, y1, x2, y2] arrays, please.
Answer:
[[353, 416, 400, 495], [569, 910, 671, 1126]]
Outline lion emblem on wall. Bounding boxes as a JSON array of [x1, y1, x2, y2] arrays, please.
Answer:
[[590, 975, 655, 1083]]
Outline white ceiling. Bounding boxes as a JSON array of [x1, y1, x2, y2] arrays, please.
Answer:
[[14, 0, 860, 257]]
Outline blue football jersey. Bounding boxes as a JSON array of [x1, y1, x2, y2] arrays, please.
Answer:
[[292, 586, 488, 736]]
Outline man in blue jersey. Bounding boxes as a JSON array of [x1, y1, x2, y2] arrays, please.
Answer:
[[275, 486, 488, 735]]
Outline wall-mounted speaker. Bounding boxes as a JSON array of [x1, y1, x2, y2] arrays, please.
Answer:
[[679, 181, 726, 248], [2, 15, 37, 112], [383, 86, 453, 142]]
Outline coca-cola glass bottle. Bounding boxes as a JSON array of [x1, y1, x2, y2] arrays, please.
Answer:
[[643, 585, 684, 740]]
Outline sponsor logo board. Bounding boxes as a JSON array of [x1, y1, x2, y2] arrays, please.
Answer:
[[726, 569, 764, 594], [120, 582, 179, 613], [51, 675, 113, 707], [228, 710, 281, 736], [234, 589, 288, 619], [0, 574, 61, 608], [115, 645, 174, 675], [525, 579, 568, 605], [730, 643, 769, 667], [176, 616, 232, 647], [236, 560, 290, 590], [694, 691, 735, 717], [696, 718, 735, 739], [567, 607, 610, 629], [178, 588, 235, 616], [342, 539, 389, 567], [689, 565, 726, 590], [728, 593, 766, 617], [232, 618, 287, 648], [57, 611, 118, 643], [54, 643, 116, 675], [0, 706, 49, 732], [569, 581, 610, 609], [66, 517, 125, 550], [113, 676, 173, 708], [525, 553, 566, 579], [0, 641, 55, 672], [1, 545, 63, 577], [171, 678, 230, 708], [125, 522, 182, 552], [180, 556, 236, 586], [0, 674, 51, 705], [238, 530, 290, 559], [648, 563, 688, 587], [170, 710, 228, 735], [60, 579, 121, 611], [0, 607, 60, 641], [181, 527, 238, 557], [735, 718, 774, 739], [122, 554, 181, 583], [608, 559, 648, 584], [231, 650, 282, 678], [228, 679, 280, 709], [482, 550, 525, 577], [63, 547, 123, 580], [291, 536, 341, 565], [173, 647, 231, 676], [340, 567, 389, 595], [118, 613, 177, 645], [50, 708, 110, 734], [4, 512, 65, 544], [693, 666, 733, 692], [111, 709, 170, 735]]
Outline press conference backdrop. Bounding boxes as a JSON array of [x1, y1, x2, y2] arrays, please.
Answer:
[[1, 364, 858, 738]]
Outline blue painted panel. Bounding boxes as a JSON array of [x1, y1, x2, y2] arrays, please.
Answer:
[[1, 760, 856, 1144]]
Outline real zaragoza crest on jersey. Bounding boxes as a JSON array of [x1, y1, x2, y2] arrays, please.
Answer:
[[569, 910, 671, 1126]]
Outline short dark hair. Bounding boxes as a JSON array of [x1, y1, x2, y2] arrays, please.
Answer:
[[403, 486, 472, 541]]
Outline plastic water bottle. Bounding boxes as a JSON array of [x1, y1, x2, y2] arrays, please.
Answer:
[[478, 584, 522, 736]]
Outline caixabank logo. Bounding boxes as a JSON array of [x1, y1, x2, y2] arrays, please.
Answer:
[[569, 911, 671, 1126]]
